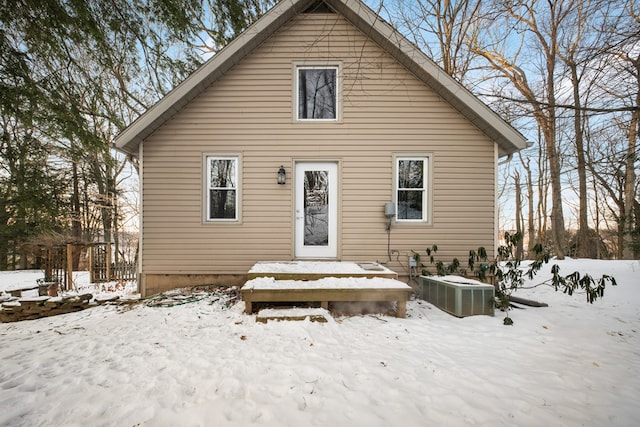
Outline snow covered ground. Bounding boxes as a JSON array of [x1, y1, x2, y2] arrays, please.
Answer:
[[0, 270, 138, 299], [1, 259, 638, 426]]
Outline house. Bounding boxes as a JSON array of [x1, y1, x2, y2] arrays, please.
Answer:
[[114, 0, 527, 297]]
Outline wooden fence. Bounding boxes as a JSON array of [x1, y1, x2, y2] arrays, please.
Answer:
[[89, 243, 137, 283], [29, 244, 81, 291], [28, 243, 136, 289]]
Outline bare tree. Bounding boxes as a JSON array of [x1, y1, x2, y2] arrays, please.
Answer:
[[390, 0, 483, 83], [556, 0, 595, 257], [472, 0, 578, 258], [580, 0, 640, 258]]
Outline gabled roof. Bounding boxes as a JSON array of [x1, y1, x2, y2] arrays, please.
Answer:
[[114, 0, 528, 157]]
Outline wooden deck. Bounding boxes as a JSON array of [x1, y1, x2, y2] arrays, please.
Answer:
[[241, 262, 413, 318]]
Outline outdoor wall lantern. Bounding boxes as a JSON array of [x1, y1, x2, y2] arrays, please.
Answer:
[[277, 165, 286, 185]]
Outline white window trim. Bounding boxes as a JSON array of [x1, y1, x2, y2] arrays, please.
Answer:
[[203, 154, 242, 223], [394, 154, 432, 224], [293, 62, 341, 122]]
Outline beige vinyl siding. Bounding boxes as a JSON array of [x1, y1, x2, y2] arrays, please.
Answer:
[[141, 12, 496, 276]]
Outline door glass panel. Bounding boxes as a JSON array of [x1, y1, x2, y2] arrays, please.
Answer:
[[304, 170, 329, 246]]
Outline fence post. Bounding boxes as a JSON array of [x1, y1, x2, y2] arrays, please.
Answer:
[[106, 243, 112, 282], [66, 244, 73, 291], [88, 245, 94, 283]]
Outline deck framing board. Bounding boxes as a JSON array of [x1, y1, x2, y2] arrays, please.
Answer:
[[241, 287, 411, 317]]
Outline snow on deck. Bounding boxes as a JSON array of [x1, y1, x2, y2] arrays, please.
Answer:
[[248, 261, 394, 275], [242, 276, 412, 290]]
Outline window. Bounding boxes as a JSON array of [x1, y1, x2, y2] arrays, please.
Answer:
[[396, 157, 428, 222], [206, 156, 238, 221], [296, 66, 338, 120]]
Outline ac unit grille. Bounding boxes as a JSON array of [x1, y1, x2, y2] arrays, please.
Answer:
[[418, 276, 494, 317]]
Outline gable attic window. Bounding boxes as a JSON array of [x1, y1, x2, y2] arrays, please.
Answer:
[[206, 156, 239, 221], [303, 1, 334, 13], [296, 65, 338, 121], [395, 156, 430, 222]]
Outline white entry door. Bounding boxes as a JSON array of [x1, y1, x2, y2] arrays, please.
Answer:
[[295, 162, 338, 258]]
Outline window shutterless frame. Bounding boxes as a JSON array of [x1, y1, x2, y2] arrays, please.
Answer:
[[294, 64, 340, 122], [204, 154, 241, 222], [394, 155, 431, 223]]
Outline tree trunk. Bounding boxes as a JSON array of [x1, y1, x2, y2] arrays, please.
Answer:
[[569, 62, 590, 258], [0, 237, 7, 271], [113, 190, 120, 266], [71, 160, 82, 269], [514, 171, 524, 259], [622, 58, 639, 259], [545, 3, 566, 259], [634, 199, 640, 258], [537, 129, 549, 247], [518, 152, 537, 257], [545, 124, 566, 259], [0, 196, 9, 270], [593, 179, 601, 259]]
